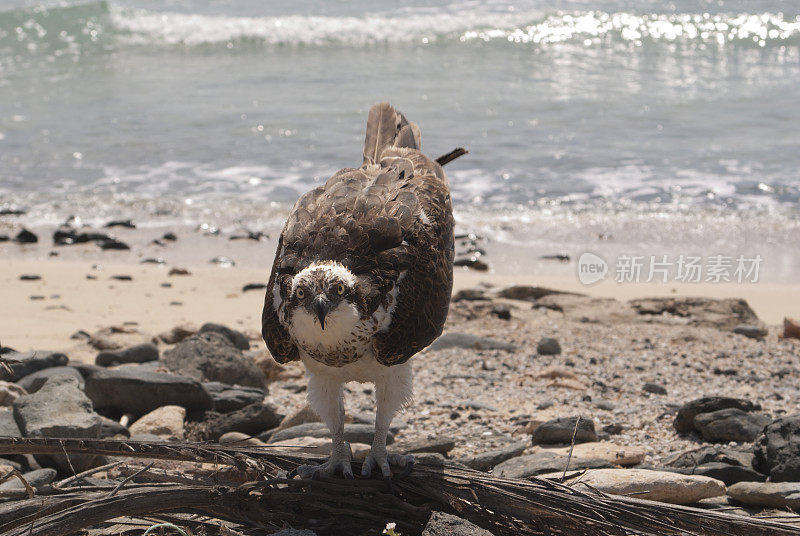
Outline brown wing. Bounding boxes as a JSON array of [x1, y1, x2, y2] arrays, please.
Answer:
[[262, 103, 454, 365]]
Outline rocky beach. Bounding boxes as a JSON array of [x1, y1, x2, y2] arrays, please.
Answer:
[[1, 215, 800, 534]]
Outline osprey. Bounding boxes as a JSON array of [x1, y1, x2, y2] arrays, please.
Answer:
[[262, 103, 454, 480]]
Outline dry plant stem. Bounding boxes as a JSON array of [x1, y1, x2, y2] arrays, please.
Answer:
[[0, 437, 799, 536], [561, 416, 581, 483]]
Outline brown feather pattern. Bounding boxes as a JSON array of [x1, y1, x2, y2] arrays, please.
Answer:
[[262, 103, 454, 366]]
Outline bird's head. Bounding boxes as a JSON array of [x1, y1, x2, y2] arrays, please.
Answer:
[[288, 262, 358, 330]]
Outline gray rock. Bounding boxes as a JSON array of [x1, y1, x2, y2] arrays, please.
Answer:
[[267, 422, 393, 446], [643, 382, 667, 395], [0, 409, 22, 437], [199, 323, 250, 350], [422, 512, 493, 536], [16, 366, 84, 394], [664, 446, 754, 469], [451, 289, 488, 302], [0, 468, 57, 492], [693, 408, 770, 443], [96, 343, 159, 367], [13, 376, 102, 471], [392, 436, 455, 455], [203, 381, 266, 412], [536, 337, 561, 356], [733, 324, 768, 340], [2, 351, 68, 381], [459, 441, 528, 471], [491, 304, 511, 320], [629, 297, 760, 331], [84, 367, 213, 416], [494, 451, 612, 479], [531, 417, 597, 445], [428, 332, 517, 352], [691, 462, 765, 486], [728, 481, 800, 509], [673, 397, 760, 434], [162, 333, 265, 388], [98, 415, 129, 437], [753, 414, 800, 482], [198, 402, 282, 440]]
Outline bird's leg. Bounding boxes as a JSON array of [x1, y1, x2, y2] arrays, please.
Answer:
[[362, 363, 414, 479], [295, 373, 353, 479]]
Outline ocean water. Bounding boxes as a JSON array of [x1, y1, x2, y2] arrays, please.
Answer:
[[1, 0, 799, 266]]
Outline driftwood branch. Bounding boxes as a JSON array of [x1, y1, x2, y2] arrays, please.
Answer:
[[435, 147, 468, 166], [0, 437, 798, 536]]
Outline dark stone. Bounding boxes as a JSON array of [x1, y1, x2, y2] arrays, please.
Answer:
[[104, 219, 135, 229], [753, 415, 800, 482], [111, 274, 133, 281], [451, 289, 488, 302], [539, 254, 570, 262], [14, 229, 38, 244], [242, 283, 267, 292], [96, 343, 159, 367], [693, 408, 771, 443], [494, 450, 611, 479], [0, 468, 57, 492], [16, 366, 84, 393], [267, 422, 393, 446], [75, 231, 111, 243], [13, 376, 102, 471], [536, 337, 561, 356], [198, 402, 282, 440], [496, 286, 582, 301], [459, 442, 528, 471], [0, 234, 8, 242], [674, 397, 761, 434], [162, 232, 177, 241], [733, 324, 768, 340], [422, 512, 493, 536], [2, 351, 69, 381], [453, 256, 488, 271], [70, 330, 90, 340], [198, 323, 250, 350], [491, 305, 511, 320], [203, 382, 266, 413], [162, 332, 263, 387], [100, 239, 130, 250], [69, 363, 103, 379], [664, 446, 754, 469], [0, 208, 26, 216], [643, 382, 667, 395], [53, 227, 77, 245], [392, 436, 455, 455], [428, 332, 517, 352], [19, 274, 41, 281], [692, 462, 766, 486], [84, 368, 213, 416], [531, 417, 597, 445]]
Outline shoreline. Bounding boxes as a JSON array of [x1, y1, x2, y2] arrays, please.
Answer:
[[2, 257, 796, 356]]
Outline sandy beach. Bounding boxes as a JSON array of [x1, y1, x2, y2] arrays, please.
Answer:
[[2, 255, 797, 356]]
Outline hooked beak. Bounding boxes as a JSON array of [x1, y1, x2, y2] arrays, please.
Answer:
[[313, 297, 331, 330]]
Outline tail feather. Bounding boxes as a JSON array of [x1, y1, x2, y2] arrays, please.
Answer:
[[362, 102, 420, 165]]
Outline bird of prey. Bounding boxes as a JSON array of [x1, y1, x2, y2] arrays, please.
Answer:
[[262, 102, 455, 480]]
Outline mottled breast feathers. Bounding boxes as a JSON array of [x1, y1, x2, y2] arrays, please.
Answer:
[[262, 102, 455, 366]]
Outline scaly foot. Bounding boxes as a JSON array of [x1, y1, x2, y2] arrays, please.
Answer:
[[361, 451, 414, 479], [294, 445, 354, 479]]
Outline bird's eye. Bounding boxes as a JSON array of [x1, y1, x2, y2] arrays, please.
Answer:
[[296, 288, 305, 299], [337, 283, 345, 295]]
